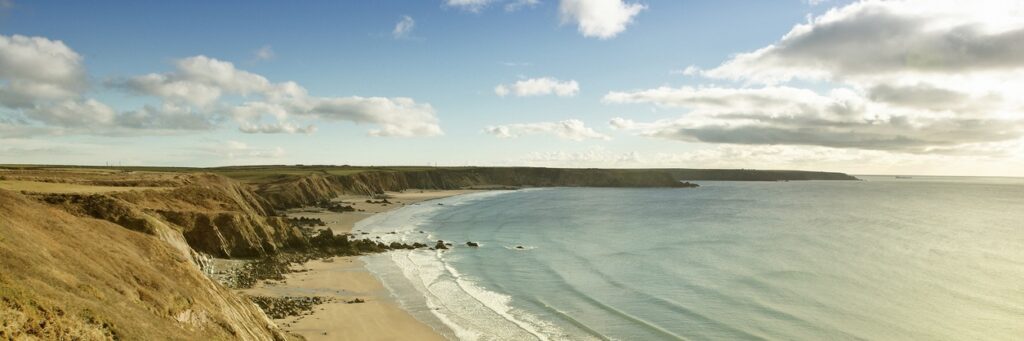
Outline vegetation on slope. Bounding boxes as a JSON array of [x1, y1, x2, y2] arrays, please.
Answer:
[[0, 189, 289, 340]]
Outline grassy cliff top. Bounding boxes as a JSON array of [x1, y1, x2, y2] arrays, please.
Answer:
[[0, 164, 857, 185]]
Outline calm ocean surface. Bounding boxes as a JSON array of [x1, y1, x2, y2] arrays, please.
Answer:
[[362, 176, 1024, 340]]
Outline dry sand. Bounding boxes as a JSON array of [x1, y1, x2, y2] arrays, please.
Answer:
[[246, 189, 478, 340]]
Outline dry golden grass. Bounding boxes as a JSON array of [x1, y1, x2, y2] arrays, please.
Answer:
[[0, 180, 171, 194], [0, 189, 288, 340]]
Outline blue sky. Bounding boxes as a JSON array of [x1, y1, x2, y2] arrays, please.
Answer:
[[1, 0, 1022, 175]]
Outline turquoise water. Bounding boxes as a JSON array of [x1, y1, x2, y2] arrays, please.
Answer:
[[363, 177, 1024, 340]]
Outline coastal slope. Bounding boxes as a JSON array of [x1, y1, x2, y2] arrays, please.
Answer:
[[0, 188, 288, 340]]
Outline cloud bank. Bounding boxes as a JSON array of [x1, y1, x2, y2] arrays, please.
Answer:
[[559, 0, 646, 39], [484, 119, 609, 141], [0, 34, 443, 138], [607, 0, 1024, 156]]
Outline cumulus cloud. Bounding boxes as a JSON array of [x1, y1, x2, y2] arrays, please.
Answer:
[[494, 77, 579, 97], [0, 37, 443, 138], [310, 96, 443, 137], [704, 0, 1024, 83], [607, 0, 1024, 156], [393, 15, 415, 39], [0, 34, 86, 108], [484, 119, 609, 141], [25, 99, 116, 128], [0, 34, 212, 136], [116, 103, 221, 131], [113, 55, 442, 136], [559, 0, 646, 39]]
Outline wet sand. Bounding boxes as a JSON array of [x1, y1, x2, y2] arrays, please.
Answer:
[[243, 189, 477, 340]]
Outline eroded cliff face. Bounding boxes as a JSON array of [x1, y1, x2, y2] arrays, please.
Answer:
[[253, 168, 694, 209], [38, 173, 308, 258], [0, 189, 289, 340]]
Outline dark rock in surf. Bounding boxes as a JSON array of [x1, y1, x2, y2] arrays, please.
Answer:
[[466, 241, 479, 247]]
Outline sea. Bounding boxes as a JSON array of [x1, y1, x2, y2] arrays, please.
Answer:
[[359, 176, 1024, 340]]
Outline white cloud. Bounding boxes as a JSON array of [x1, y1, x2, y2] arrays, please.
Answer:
[[253, 45, 275, 61], [0, 34, 187, 136], [393, 15, 415, 39], [604, 85, 1022, 153], [703, 0, 1024, 84], [505, 0, 540, 11], [494, 77, 579, 97], [115, 55, 270, 107], [511, 143, 1024, 176], [0, 44, 443, 138], [0, 34, 86, 108], [310, 96, 443, 137], [116, 73, 223, 108], [670, 65, 702, 76], [607, 0, 1024, 158], [196, 140, 286, 160], [25, 99, 115, 127], [238, 122, 315, 134], [114, 56, 443, 137], [484, 119, 610, 141], [558, 0, 646, 39], [116, 103, 220, 131], [445, 0, 494, 12]]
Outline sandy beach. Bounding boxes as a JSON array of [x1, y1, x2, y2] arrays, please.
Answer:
[[241, 189, 478, 340]]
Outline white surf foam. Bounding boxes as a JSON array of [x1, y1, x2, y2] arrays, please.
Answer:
[[360, 190, 577, 340]]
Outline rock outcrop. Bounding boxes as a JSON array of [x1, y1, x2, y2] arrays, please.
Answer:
[[36, 173, 308, 259]]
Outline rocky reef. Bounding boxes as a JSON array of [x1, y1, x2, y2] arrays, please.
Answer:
[[247, 296, 331, 320]]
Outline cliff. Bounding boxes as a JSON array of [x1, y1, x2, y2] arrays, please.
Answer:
[[244, 167, 855, 209], [666, 169, 858, 181], [0, 189, 289, 340], [38, 173, 307, 258]]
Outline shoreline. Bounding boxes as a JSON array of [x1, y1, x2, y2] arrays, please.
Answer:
[[240, 189, 480, 340], [357, 189, 562, 341]]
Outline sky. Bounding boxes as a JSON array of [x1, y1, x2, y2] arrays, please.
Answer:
[[1, 0, 1023, 176]]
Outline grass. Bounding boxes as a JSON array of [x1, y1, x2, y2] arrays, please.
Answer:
[[0, 164, 470, 184], [0, 180, 170, 194]]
